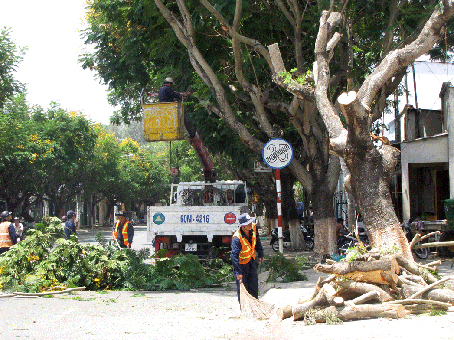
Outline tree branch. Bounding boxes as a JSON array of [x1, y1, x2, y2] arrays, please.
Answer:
[[358, 1, 454, 108]]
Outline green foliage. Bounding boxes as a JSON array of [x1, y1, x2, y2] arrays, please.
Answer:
[[430, 308, 447, 316], [346, 243, 367, 262], [380, 245, 401, 256], [263, 253, 308, 283], [0, 222, 233, 293], [0, 28, 26, 108]]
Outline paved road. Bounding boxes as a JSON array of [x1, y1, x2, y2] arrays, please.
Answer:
[[3, 226, 454, 339]]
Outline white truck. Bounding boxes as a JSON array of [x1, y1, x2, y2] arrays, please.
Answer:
[[147, 180, 248, 256]]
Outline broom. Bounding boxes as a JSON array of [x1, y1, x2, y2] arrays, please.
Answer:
[[239, 280, 274, 319]]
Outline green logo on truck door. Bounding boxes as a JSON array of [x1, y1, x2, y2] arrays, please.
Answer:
[[153, 212, 165, 225]]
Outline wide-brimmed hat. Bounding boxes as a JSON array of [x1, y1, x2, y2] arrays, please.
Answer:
[[115, 210, 128, 217], [164, 77, 174, 83], [66, 210, 75, 218], [238, 213, 255, 227]]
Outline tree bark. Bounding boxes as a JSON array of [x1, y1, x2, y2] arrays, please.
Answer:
[[314, 304, 408, 322], [336, 280, 394, 302], [401, 284, 454, 305], [293, 289, 326, 321], [314, 258, 399, 285]]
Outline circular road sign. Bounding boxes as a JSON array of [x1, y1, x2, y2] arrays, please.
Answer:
[[262, 138, 293, 169]]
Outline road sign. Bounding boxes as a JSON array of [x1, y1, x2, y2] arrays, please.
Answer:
[[262, 138, 293, 169]]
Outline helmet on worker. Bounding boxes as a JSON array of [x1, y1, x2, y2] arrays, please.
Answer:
[[1, 211, 12, 221], [164, 77, 174, 84]]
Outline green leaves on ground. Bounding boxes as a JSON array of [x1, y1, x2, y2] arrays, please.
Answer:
[[0, 218, 233, 293], [263, 253, 308, 283]]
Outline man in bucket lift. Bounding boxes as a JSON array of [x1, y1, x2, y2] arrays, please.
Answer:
[[158, 77, 188, 102]]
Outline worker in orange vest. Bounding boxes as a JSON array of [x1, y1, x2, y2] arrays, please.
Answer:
[[0, 211, 17, 255], [112, 210, 134, 249], [231, 213, 264, 303]]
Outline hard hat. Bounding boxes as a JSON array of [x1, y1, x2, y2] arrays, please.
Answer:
[[1, 211, 12, 219], [164, 77, 174, 83], [66, 210, 75, 218]]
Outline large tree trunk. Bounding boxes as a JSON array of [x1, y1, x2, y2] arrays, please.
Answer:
[[311, 181, 337, 257], [339, 93, 412, 259], [281, 169, 305, 251], [288, 219, 305, 251]]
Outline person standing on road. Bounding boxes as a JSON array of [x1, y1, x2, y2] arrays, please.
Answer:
[[64, 211, 77, 240], [0, 211, 17, 254], [112, 211, 134, 249], [231, 213, 264, 304], [12, 217, 23, 242]]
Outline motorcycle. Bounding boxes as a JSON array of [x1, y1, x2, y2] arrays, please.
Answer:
[[270, 225, 314, 252], [337, 232, 356, 255], [402, 221, 429, 259], [337, 225, 370, 255]]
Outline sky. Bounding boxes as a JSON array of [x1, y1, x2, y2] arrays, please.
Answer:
[[1, 0, 113, 124]]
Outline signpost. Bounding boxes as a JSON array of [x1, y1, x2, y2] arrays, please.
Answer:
[[262, 139, 293, 253]]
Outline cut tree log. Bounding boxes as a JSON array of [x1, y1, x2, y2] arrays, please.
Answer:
[[293, 289, 327, 321], [276, 305, 293, 320], [344, 291, 379, 307], [307, 276, 324, 302], [413, 241, 454, 249], [384, 298, 451, 310], [401, 284, 454, 304], [419, 231, 442, 242], [314, 258, 399, 285], [336, 280, 393, 302], [313, 304, 408, 323], [398, 276, 421, 287], [401, 273, 427, 286], [323, 283, 344, 306], [395, 255, 438, 284], [408, 276, 452, 299], [409, 233, 422, 250]]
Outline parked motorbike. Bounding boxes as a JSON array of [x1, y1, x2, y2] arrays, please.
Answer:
[[270, 225, 314, 252], [337, 225, 370, 255], [402, 221, 429, 259], [337, 232, 356, 255]]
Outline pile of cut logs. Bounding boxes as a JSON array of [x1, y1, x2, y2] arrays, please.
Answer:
[[276, 252, 454, 323]]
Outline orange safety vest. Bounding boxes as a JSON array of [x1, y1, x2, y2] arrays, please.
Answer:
[[113, 220, 130, 246], [0, 222, 13, 248], [233, 223, 257, 264]]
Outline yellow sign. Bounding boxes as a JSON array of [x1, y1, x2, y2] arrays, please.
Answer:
[[143, 102, 185, 141]]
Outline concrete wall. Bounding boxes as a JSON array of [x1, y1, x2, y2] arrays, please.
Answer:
[[440, 85, 454, 199], [401, 134, 448, 221]]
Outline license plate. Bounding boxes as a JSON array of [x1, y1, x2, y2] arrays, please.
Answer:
[[185, 243, 197, 252]]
